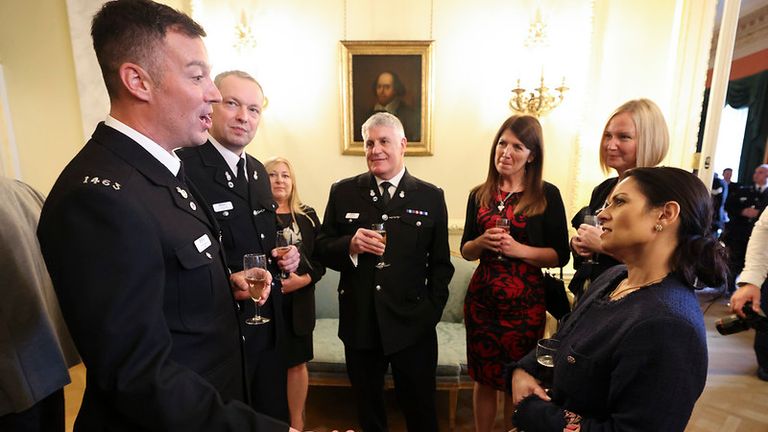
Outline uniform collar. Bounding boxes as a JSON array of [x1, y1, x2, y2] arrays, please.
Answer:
[[209, 134, 247, 180], [105, 115, 181, 176], [374, 166, 406, 190]]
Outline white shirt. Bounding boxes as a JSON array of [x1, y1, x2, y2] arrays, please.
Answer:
[[209, 134, 247, 180], [738, 209, 768, 288], [104, 116, 181, 176], [375, 166, 406, 198]]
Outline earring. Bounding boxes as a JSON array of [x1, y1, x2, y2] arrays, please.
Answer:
[[654, 224, 663, 232]]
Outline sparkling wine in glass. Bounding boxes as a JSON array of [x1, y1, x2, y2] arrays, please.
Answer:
[[536, 338, 559, 390], [582, 214, 601, 264], [494, 217, 510, 260], [275, 229, 293, 279], [244, 253, 270, 326], [371, 223, 389, 269]]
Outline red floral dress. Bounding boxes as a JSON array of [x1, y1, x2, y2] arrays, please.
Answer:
[[464, 191, 546, 390]]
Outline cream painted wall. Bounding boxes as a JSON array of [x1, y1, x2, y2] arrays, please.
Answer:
[[189, 0, 715, 232], [0, 0, 83, 193], [3, 0, 716, 233]]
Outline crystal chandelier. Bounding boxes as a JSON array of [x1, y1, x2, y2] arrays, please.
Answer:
[[233, 10, 257, 52], [509, 9, 568, 117]]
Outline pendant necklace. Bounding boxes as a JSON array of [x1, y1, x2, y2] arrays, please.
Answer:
[[497, 189, 514, 213]]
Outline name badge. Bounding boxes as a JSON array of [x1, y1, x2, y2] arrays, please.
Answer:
[[345, 212, 360, 219], [194, 234, 212, 253], [212, 201, 234, 212]]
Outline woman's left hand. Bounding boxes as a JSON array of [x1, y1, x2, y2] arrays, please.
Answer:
[[498, 233, 525, 258], [511, 368, 550, 406]]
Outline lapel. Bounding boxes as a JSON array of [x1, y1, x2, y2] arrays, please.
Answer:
[[386, 169, 417, 214], [245, 154, 277, 254], [357, 172, 384, 212], [94, 123, 214, 229], [198, 141, 248, 200]]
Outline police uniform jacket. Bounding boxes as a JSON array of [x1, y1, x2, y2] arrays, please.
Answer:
[[725, 183, 768, 228], [37, 123, 286, 431], [176, 141, 284, 355], [315, 170, 454, 355]]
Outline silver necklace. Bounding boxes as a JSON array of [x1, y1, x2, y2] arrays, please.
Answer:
[[497, 189, 514, 212]]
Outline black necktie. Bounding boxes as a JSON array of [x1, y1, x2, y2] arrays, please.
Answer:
[[380, 181, 392, 206], [236, 158, 248, 195]]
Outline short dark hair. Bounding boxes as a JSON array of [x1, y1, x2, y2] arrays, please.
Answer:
[[624, 167, 728, 288], [372, 71, 406, 97], [91, 0, 206, 99]]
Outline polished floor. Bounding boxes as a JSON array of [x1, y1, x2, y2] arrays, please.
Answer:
[[64, 290, 768, 431]]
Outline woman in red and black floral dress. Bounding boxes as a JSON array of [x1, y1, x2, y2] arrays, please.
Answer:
[[460, 115, 569, 432]]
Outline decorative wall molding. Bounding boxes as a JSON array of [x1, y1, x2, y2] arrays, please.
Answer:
[[710, 4, 768, 65]]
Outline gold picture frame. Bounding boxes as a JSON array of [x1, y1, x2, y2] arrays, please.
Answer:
[[340, 40, 433, 156]]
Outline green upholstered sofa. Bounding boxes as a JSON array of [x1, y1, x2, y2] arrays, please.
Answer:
[[308, 254, 476, 430]]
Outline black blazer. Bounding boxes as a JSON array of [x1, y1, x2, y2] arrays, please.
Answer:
[[315, 170, 454, 355], [177, 141, 284, 354], [280, 207, 325, 336], [38, 123, 286, 431]]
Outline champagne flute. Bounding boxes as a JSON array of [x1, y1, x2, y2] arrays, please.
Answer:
[[275, 229, 293, 279], [536, 338, 559, 390], [243, 253, 270, 326], [494, 217, 510, 260], [371, 223, 389, 269], [582, 214, 601, 264]]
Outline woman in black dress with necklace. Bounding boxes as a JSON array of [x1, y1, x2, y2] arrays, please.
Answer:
[[264, 157, 324, 432], [460, 115, 569, 432]]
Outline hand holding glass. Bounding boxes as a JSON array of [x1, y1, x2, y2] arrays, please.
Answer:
[[243, 254, 270, 326], [582, 215, 601, 264], [494, 218, 510, 260], [275, 229, 293, 279], [371, 223, 389, 269], [536, 338, 559, 390]]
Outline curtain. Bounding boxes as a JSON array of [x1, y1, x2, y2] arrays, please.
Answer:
[[697, 70, 768, 181]]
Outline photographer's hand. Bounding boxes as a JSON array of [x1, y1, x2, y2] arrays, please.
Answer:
[[731, 283, 762, 318]]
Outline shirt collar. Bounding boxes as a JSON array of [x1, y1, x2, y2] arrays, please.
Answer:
[[209, 134, 247, 180], [104, 115, 181, 176], [375, 166, 406, 189]]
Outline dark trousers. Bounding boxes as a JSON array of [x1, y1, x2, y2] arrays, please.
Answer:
[[756, 280, 768, 371], [248, 345, 289, 423], [344, 330, 438, 432], [0, 388, 64, 432], [722, 223, 752, 292]]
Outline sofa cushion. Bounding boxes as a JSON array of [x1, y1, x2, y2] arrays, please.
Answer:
[[309, 318, 468, 381], [440, 256, 475, 323]]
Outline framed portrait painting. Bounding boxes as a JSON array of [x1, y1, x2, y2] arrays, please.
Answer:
[[340, 40, 433, 156]]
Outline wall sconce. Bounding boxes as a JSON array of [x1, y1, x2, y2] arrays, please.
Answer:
[[509, 9, 568, 117], [233, 10, 257, 52]]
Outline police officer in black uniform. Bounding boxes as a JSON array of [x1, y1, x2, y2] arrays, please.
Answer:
[[37, 2, 290, 430], [177, 70, 298, 423], [722, 164, 768, 293], [316, 112, 454, 432]]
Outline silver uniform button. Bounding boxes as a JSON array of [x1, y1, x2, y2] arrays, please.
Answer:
[[253, 210, 258, 216], [375, 285, 382, 291], [222, 211, 229, 216], [190, 202, 197, 210], [205, 252, 212, 259], [425, 278, 429, 285], [340, 289, 345, 295], [416, 221, 422, 227], [260, 233, 265, 239], [373, 196, 378, 202], [242, 336, 246, 342], [227, 181, 234, 188], [382, 214, 388, 221]]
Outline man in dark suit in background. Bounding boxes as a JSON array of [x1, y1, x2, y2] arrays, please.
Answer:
[[316, 112, 454, 431], [722, 164, 768, 293], [178, 70, 298, 422], [37, 1, 290, 430]]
